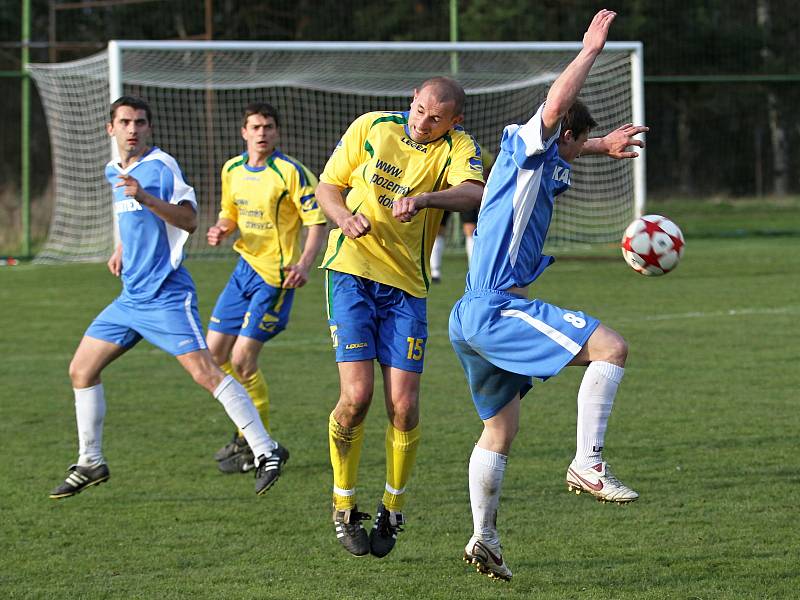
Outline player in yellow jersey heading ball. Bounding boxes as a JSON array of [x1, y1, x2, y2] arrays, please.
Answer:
[[316, 77, 484, 557], [206, 103, 327, 485]]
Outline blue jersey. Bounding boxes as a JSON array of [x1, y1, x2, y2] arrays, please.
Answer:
[[467, 103, 572, 292], [105, 147, 197, 302]]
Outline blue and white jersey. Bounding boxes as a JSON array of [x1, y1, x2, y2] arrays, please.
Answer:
[[467, 103, 572, 292], [105, 147, 197, 302]]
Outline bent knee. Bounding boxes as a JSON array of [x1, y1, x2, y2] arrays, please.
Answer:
[[69, 360, 100, 388], [605, 335, 628, 366], [188, 365, 224, 393], [230, 356, 258, 380], [337, 389, 372, 422]]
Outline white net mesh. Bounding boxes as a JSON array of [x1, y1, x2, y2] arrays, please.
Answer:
[[29, 43, 642, 262]]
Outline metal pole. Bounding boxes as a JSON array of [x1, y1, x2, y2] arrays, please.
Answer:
[[108, 41, 122, 248], [21, 0, 31, 258], [449, 0, 459, 75], [630, 43, 647, 218]]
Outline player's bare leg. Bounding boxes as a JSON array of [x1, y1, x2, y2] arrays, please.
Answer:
[[566, 325, 638, 503], [463, 394, 519, 581]]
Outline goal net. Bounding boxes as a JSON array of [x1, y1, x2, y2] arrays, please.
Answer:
[[28, 41, 644, 262]]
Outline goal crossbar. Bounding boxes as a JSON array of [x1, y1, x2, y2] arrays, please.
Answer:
[[29, 40, 645, 263]]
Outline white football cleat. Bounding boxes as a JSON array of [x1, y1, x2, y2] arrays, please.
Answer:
[[566, 460, 639, 504], [463, 536, 512, 581]]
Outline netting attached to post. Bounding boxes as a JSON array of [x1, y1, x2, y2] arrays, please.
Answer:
[[28, 41, 644, 262]]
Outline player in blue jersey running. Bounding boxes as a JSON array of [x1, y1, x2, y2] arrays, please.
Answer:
[[448, 10, 648, 580], [49, 96, 288, 500]]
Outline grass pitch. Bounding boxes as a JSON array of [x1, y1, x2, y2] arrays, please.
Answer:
[[1, 199, 798, 599]]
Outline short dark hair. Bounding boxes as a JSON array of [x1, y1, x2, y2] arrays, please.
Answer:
[[561, 99, 597, 139], [110, 96, 152, 125], [418, 76, 466, 116], [242, 102, 280, 128]]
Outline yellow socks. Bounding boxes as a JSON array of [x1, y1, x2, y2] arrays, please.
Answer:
[[382, 423, 421, 512], [329, 412, 364, 510], [242, 369, 270, 433], [222, 361, 270, 435]]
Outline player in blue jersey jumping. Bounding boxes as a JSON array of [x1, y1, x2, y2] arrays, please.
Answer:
[[49, 96, 288, 499], [448, 10, 648, 580]]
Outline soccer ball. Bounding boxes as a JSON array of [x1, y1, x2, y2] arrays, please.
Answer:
[[620, 215, 685, 276]]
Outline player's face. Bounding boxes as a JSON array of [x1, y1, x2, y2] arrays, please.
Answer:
[[407, 87, 463, 144], [242, 114, 279, 159], [558, 129, 591, 162], [107, 106, 151, 155]]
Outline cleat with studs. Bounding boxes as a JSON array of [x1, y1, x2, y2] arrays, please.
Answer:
[[565, 460, 639, 504], [463, 536, 512, 581]]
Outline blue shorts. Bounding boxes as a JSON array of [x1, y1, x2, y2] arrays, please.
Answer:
[[449, 289, 599, 420], [85, 288, 207, 356], [325, 270, 428, 373], [208, 257, 295, 343]]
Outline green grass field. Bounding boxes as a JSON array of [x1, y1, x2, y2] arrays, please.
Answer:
[[1, 200, 798, 599]]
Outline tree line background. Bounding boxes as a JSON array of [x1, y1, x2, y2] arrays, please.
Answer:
[[1, 0, 799, 253]]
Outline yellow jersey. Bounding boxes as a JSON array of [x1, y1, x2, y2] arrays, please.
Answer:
[[320, 111, 484, 297], [220, 150, 326, 288]]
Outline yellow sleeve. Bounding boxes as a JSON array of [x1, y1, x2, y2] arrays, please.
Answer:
[[446, 133, 485, 187], [219, 158, 239, 222], [320, 113, 373, 189], [480, 144, 495, 171], [289, 162, 326, 226]]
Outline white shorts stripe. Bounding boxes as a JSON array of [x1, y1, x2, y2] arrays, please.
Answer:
[[384, 482, 405, 496], [500, 308, 582, 355], [183, 292, 207, 350], [333, 486, 355, 497]]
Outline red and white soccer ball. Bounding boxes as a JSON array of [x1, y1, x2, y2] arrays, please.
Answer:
[[621, 214, 685, 276]]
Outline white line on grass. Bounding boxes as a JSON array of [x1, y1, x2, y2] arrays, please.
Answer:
[[142, 305, 800, 354], [625, 305, 800, 323]]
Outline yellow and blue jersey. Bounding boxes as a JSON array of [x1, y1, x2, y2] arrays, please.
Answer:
[[220, 150, 326, 288], [320, 111, 484, 298]]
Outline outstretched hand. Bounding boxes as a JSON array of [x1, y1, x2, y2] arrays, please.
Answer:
[[602, 124, 648, 160], [583, 9, 616, 55]]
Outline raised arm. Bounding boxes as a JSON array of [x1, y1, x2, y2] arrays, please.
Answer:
[[541, 9, 616, 138]]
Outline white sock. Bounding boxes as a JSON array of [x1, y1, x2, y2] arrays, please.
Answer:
[[468, 444, 507, 547], [213, 375, 276, 458], [465, 234, 474, 265], [430, 234, 445, 277], [574, 361, 624, 469], [75, 384, 106, 467]]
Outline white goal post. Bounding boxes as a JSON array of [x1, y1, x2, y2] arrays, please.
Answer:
[[29, 40, 645, 262]]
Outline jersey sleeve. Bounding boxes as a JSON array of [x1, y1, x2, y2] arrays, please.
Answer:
[[446, 132, 485, 187], [289, 161, 326, 226], [159, 160, 197, 210], [219, 160, 238, 222], [515, 102, 560, 158], [320, 113, 373, 188]]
